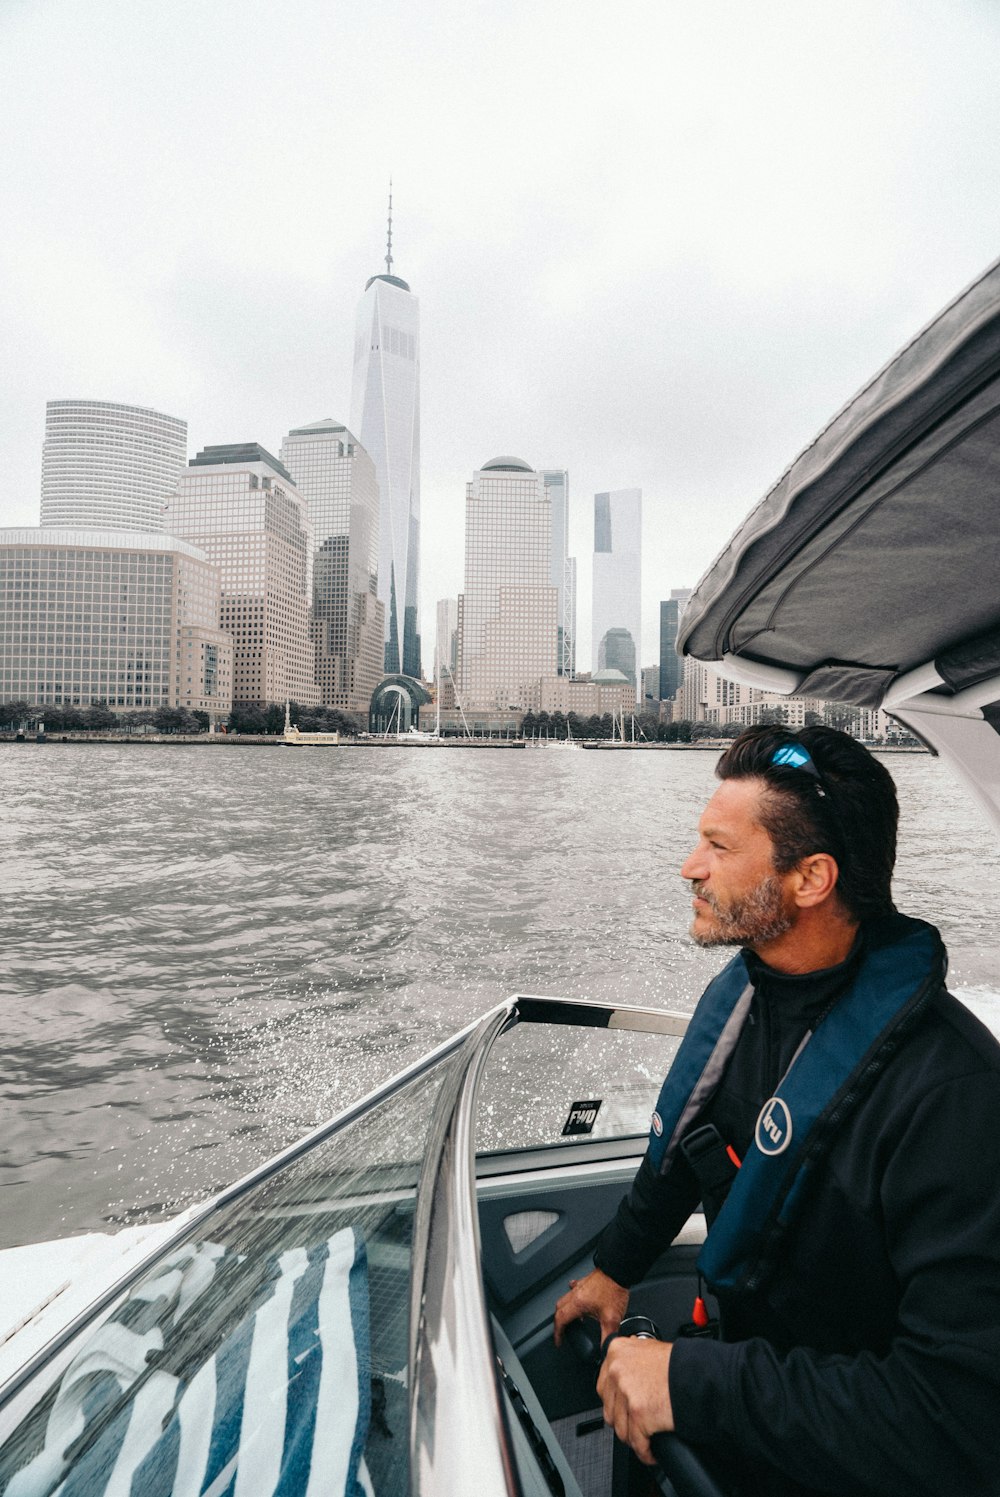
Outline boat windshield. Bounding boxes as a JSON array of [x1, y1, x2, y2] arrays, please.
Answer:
[[475, 1005, 685, 1155], [0, 1062, 446, 1497]]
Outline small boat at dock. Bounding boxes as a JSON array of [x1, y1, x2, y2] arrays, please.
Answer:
[[281, 701, 340, 746]]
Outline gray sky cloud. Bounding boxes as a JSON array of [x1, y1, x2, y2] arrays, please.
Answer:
[[2, 0, 999, 671]]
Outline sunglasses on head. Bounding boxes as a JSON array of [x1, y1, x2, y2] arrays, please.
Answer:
[[770, 742, 828, 797]]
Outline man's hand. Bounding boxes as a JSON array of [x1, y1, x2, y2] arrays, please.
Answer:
[[597, 1337, 674, 1466], [553, 1269, 629, 1348]]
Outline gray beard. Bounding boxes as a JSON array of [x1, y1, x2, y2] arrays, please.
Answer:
[[690, 874, 794, 948]]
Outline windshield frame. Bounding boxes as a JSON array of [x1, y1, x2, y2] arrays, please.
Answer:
[[408, 993, 691, 1497]]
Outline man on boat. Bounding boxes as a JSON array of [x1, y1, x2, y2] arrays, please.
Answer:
[[554, 724, 1000, 1496]]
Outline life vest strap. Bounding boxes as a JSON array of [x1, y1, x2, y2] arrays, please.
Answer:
[[679, 1122, 740, 1199]]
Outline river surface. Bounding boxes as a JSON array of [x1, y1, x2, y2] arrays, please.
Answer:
[[1, 744, 999, 1249]]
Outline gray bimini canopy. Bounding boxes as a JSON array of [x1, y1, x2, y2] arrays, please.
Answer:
[[678, 256, 1000, 830]]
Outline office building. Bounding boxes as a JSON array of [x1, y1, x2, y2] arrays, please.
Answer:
[[280, 419, 384, 714], [349, 196, 421, 677], [541, 470, 576, 675], [659, 587, 692, 701], [591, 489, 642, 701], [435, 598, 459, 708], [0, 528, 232, 716], [680, 655, 731, 724], [676, 654, 899, 737], [680, 654, 828, 730], [539, 671, 636, 719], [457, 457, 558, 712], [164, 444, 319, 709], [599, 628, 637, 682], [41, 400, 186, 532]]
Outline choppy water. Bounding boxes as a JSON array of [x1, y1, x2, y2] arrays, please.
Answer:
[[1, 744, 999, 1248]]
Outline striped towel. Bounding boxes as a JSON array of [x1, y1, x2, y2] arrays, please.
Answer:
[[3, 1227, 373, 1497]]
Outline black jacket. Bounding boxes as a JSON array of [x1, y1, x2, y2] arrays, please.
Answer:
[[593, 921, 1000, 1497]]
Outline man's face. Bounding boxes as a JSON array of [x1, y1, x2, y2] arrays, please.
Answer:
[[680, 777, 795, 950]]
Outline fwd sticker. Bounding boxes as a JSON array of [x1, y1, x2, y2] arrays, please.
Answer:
[[562, 1099, 602, 1136]]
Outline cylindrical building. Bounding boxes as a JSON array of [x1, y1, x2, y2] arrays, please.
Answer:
[[41, 400, 187, 532]]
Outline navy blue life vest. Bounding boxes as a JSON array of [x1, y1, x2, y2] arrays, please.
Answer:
[[646, 914, 946, 1295]]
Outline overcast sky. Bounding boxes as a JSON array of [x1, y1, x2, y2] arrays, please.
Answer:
[[3, 0, 999, 672]]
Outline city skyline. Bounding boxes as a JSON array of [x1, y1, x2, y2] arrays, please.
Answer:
[[5, 4, 998, 680], [14, 383, 667, 721]]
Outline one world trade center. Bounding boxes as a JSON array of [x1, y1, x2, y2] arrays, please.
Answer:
[[350, 192, 421, 678]]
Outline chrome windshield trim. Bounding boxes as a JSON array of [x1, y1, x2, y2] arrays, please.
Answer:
[[408, 995, 688, 1492], [514, 993, 693, 1036], [409, 1001, 520, 1497], [0, 1015, 481, 1412], [475, 1132, 647, 1176], [475, 1158, 640, 1197]]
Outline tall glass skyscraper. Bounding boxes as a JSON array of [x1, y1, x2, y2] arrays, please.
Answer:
[[41, 400, 186, 531], [591, 488, 642, 701], [659, 587, 692, 701], [280, 419, 384, 714], [349, 202, 421, 678], [541, 470, 576, 675]]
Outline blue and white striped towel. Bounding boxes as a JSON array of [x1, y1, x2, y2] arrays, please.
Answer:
[[4, 1227, 372, 1497]]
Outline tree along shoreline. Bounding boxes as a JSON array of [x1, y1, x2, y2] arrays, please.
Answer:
[[0, 699, 923, 750], [519, 707, 920, 748], [0, 701, 364, 738]]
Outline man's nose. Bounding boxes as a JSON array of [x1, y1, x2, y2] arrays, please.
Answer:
[[680, 845, 705, 881]]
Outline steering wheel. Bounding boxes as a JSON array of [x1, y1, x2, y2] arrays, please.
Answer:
[[564, 1316, 733, 1497]]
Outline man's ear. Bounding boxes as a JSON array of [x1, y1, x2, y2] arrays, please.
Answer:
[[792, 852, 839, 908]]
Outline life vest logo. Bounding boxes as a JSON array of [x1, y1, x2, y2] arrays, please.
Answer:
[[650, 1110, 663, 1137], [755, 1096, 792, 1156]]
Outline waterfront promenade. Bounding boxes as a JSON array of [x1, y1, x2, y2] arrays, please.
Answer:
[[0, 731, 926, 752]]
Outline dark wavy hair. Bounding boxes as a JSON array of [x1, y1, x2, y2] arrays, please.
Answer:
[[715, 724, 898, 922]]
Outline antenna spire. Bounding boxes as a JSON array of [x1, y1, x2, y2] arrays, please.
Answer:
[[385, 179, 394, 274]]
